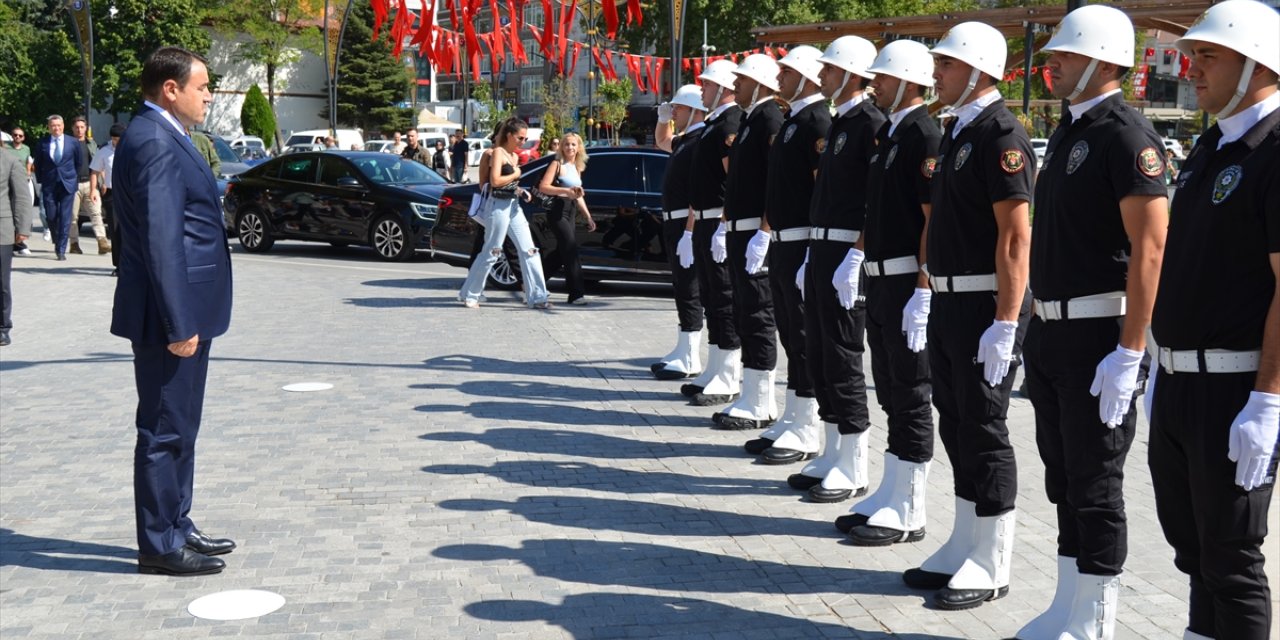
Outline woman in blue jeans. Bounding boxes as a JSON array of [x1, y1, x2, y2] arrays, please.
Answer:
[[459, 118, 551, 309]]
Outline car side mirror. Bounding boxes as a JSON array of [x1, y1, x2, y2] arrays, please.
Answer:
[[336, 176, 362, 188]]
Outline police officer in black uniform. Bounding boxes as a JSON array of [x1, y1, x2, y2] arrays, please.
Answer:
[[1149, 3, 1279, 638], [900, 22, 1034, 611], [837, 39, 941, 544], [1016, 7, 1170, 639]]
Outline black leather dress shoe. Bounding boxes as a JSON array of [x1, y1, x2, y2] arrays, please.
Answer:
[[680, 383, 704, 397], [902, 567, 953, 590], [760, 447, 815, 465], [138, 547, 225, 576], [653, 366, 694, 381], [743, 437, 774, 455], [185, 529, 236, 556], [847, 524, 926, 546], [787, 473, 823, 491], [713, 415, 773, 431], [0, 330, 10, 347], [649, 362, 666, 374], [56, 253, 66, 261], [834, 513, 868, 533], [808, 485, 865, 503], [934, 585, 1007, 610], [691, 392, 736, 406]]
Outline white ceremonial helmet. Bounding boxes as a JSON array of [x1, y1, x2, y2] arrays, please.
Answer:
[[1175, 0, 1280, 117], [930, 21, 1007, 106], [778, 45, 826, 89], [733, 53, 782, 92], [867, 39, 935, 110], [819, 36, 878, 98], [699, 58, 739, 90], [672, 84, 708, 111], [1041, 5, 1135, 100]]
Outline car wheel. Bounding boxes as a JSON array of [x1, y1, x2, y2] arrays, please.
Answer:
[[371, 215, 412, 261], [485, 241, 523, 290], [237, 210, 273, 253]]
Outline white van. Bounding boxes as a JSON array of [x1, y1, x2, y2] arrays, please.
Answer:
[[283, 129, 365, 152]]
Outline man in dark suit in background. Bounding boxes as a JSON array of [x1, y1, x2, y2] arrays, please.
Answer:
[[111, 46, 235, 576], [32, 115, 81, 260]]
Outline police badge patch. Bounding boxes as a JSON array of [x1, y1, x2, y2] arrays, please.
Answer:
[[1066, 141, 1089, 175], [954, 143, 973, 170], [1000, 149, 1026, 174], [834, 132, 848, 155], [885, 145, 899, 168], [921, 157, 938, 178], [1212, 165, 1243, 204], [783, 124, 797, 143], [1137, 147, 1164, 178]]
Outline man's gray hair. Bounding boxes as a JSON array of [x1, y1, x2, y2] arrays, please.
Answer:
[[47, 114, 64, 124]]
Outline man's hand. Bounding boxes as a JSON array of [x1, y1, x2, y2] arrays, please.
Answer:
[[976, 320, 1018, 387], [657, 102, 674, 124], [795, 248, 809, 298], [90, 188, 100, 203], [15, 234, 27, 244], [833, 248, 865, 310], [745, 230, 770, 274], [902, 287, 932, 352], [1090, 346, 1145, 428], [168, 334, 199, 358], [711, 222, 728, 263], [677, 230, 695, 269], [1228, 391, 1280, 491]]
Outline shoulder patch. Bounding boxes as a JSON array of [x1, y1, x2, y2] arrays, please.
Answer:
[[1000, 149, 1026, 174], [921, 157, 938, 178], [834, 132, 848, 155], [1137, 147, 1164, 178]]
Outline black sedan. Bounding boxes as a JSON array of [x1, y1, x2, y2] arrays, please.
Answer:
[[430, 146, 672, 287], [223, 151, 447, 261]]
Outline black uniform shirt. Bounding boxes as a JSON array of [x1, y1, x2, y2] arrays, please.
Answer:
[[1031, 94, 1167, 300], [864, 104, 939, 258], [765, 97, 831, 230], [688, 104, 743, 211], [927, 98, 1036, 276], [724, 98, 784, 221], [661, 128, 699, 212], [1152, 106, 1280, 351]]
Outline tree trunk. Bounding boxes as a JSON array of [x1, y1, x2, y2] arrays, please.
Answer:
[[267, 61, 282, 153]]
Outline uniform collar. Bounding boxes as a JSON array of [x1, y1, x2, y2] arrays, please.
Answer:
[[888, 103, 924, 137], [706, 102, 735, 122], [144, 100, 190, 138], [1067, 88, 1122, 123], [745, 95, 775, 118], [683, 121, 706, 136], [951, 89, 1002, 138], [788, 92, 826, 115], [1217, 91, 1280, 150], [835, 93, 868, 117]]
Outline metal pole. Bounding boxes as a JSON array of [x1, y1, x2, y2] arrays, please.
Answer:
[[1022, 21, 1033, 119]]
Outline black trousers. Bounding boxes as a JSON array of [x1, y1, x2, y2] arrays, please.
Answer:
[[768, 240, 812, 396], [865, 272, 933, 460], [546, 206, 585, 301], [1149, 370, 1275, 640], [929, 290, 1030, 517], [726, 228, 776, 371], [1024, 316, 1140, 576], [0, 243, 12, 331], [661, 217, 703, 332], [692, 218, 738, 349], [804, 241, 870, 434], [104, 190, 119, 268], [132, 340, 212, 556]]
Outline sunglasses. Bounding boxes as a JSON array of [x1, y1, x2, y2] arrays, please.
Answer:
[[516, 136, 528, 142], [12, 134, 23, 139]]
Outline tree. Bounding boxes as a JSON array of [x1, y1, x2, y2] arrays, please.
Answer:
[[539, 76, 579, 154], [596, 78, 631, 146], [319, 0, 413, 135], [240, 83, 276, 146], [0, 0, 94, 135], [471, 81, 513, 135], [92, 0, 212, 119]]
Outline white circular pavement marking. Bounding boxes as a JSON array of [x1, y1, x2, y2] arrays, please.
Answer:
[[187, 589, 285, 620], [282, 382, 333, 392]]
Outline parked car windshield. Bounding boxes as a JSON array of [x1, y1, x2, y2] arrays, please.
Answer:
[[353, 154, 448, 186], [209, 136, 240, 164]]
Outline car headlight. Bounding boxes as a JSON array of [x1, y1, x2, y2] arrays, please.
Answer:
[[410, 202, 439, 221]]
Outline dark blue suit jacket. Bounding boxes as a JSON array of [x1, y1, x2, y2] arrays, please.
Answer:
[[110, 108, 232, 344], [32, 135, 82, 194]]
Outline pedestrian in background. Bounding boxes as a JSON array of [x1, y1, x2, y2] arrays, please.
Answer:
[[449, 132, 468, 182], [401, 130, 430, 165], [391, 131, 407, 155], [538, 131, 593, 305], [430, 139, 450, 179], [90, 122, 126, 273], [1, 145, 32, 346], [32, 114, 81, 260], [69, 116, 109, 255], [5, 127, 34, 256]]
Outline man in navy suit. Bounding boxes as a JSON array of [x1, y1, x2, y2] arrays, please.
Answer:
[[32, 115, 82, 260], [111, 46, 235, 576]]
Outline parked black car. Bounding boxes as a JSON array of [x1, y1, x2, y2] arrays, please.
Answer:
[[223, 151, 446, 261], [431, 146, 672, 287]]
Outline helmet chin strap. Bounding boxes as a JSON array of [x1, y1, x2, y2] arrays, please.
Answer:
[[710, 85, 725, 110], [1066, 58, 1100, 101], [951, 67, 983, 107], [890, 79, 908, 112], [835, 70, 851, 101], [1217, 58, 1257, 119]]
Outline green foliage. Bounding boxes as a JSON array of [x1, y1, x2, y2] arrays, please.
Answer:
[[319, 0, 414, 135], [539, 76, 579, 154], [471, 81, 514, 134], [92, 0, 212, 117], [0, 0, 91, 133], [240, 84, 276, 146], [596, 79, 632, 145], [206, 0, 324, 105]]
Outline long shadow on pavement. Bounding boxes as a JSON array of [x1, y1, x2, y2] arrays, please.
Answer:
[[466, 592, 964, 639], [0, 352, 132, 372], [422, 459, 793, 496], [0, 528, 137, 574], [415, 401, 658, 427], [411, 379, 679, 403], [421, 428, 740, 459]]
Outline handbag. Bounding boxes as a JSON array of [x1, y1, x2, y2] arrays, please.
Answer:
[[531, 162, 561, 210], [467, 184, 489, 219]]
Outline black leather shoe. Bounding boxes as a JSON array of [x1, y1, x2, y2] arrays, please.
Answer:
[[56, 253, 66, 261], [713, 415, 773, 431], [691, 392, 736, 406], [934, 585, 1008, 610], [185, 529, 236, 556], [834, 513, 868, 534], [787, 473, 823, 491], [808, 485, 865, 503], [903, 567, 953, 590], [743, 437, 774, 455], [680, 383, 704, 397], [847, 524, 926, 546], [138, 547, 225, 576], [760, 447, 816, 465], [0, 330, 10, 347], [649, 362, 667, 374], [653, 366, 694, 381]]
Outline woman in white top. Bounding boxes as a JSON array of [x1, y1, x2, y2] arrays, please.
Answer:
[[537, 132, 594, 305]]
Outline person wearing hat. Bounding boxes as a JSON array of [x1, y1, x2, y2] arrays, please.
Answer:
[[833, 38, 940, 547], [1013, 6, 1170, 639], [707, 53, 785, 427], [90, 122, 128, 272], [650, 84, 709, 380], [680, 59, 744, 407], [900, 21, 1035, 612], [727, 46, 830, 459], [1148, 2, 1280, 638]]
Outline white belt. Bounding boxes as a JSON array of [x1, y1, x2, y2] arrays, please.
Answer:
[[696, 207, 723, 219], [864, 255, 919, 277], [1034, 292, 1126, 321], [663, 210, 689, 221], [808, 227, 860, 243], [929, 273, 997, 293], [771, 227, 811, 242], [726, 217, 762, 232], [1158, 348, 1261, 374]]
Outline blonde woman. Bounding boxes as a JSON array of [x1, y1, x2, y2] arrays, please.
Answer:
[[537, 132, 594, 305]]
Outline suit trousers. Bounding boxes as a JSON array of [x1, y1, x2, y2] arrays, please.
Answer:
[[0, 243, 12, 330], [726, 229, 776, 371], [865, 272, 933, 460], [1149, 370, 1275, 639], [768, 240, 812, 396], [40, 182, 74, 255], [692, 218, 738, 349], [1024, 316, 1141, 576], [70, 180, 105, 241], [104, 190, 120, 268], [132, 340, 211, 556], [661, 217, 703, 332], [804, 241, 871, 433], [929, 290, 1030, 517]]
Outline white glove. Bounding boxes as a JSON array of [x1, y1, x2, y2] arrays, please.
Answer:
[[1143, 365, 1157, 424], [1227, 391, 1280, 491], [976, 320, 1018, 387], [902, 288, 932, 352], [795, 248, 809, 297], [711, 222, 728, 263], [745, 229, 770, 274], [657, 102, 674, 124], [832, 247, 865, 310], [1089, 346, 1145, 428], [676, 230, 695, 269]]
